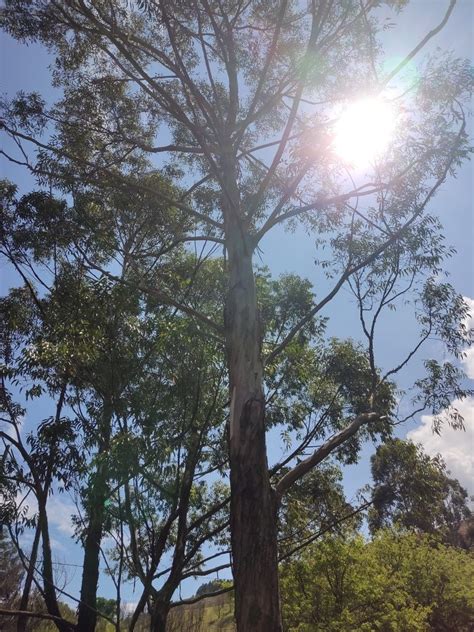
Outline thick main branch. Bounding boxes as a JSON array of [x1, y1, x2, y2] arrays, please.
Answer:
[[275, 412, 380, 499]]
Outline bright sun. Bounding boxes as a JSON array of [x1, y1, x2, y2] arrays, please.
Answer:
[[333, 97, 396, 167]]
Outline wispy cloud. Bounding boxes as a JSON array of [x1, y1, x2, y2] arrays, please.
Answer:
[[12, 491, 76, 536]]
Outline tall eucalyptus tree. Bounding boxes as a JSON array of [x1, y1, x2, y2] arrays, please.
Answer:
[[1, 2, 473, 629]]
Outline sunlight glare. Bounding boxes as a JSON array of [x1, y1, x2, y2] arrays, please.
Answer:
[[333, 98, 396, 167]]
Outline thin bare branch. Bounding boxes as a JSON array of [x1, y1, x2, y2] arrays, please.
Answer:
[[381, 0, 457, 88]]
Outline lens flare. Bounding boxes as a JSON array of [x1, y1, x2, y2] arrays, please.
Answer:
[[333, 98, 396, 167]]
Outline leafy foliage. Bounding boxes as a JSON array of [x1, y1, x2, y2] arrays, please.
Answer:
[[369, 438, 471, 543], [280, 530, 474, 632], [195, 580, 232, 598]]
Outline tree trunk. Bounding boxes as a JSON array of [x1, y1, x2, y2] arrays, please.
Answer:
[[76, 511, 105, 632], [17, 522, 41, 632], [229, 398, 282, 631], [225, 226, 282, 632], [77, 402, 112, 632], [128, 585, 149, 632], [38, 498, 71, 632], [149, 600, 169, 632]]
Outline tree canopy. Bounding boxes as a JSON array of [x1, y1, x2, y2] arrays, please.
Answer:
[[369, 438, 471, 544]]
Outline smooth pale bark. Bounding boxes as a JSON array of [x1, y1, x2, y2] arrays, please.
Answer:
[[225, 214, 282, 631]]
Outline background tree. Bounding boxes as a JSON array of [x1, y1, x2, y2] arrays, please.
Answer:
[[280, 530, 474, 632], [368, 438, 472, 544], [1, 1, 473, 630], [195, 580, 232, 598], [0, 358, 78, 632], [95, 598, 117, 632], [0, 528, 24, 629], [0, 184, 231, 632], [277, 463, 364, 562]]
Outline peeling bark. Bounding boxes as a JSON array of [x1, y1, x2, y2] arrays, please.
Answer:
[[225, 220, 282, 631]]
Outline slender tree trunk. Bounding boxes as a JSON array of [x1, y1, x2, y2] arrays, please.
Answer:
[[77, 402, 112, 632], [38, 498, 71, 632], [17, 522, 41, 632], [129, 585, 149, 632], [76, 510, 105, 632], [225, 223, 282, 631]]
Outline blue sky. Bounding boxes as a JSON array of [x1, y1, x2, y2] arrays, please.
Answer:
[[1, 0, 473, 610]]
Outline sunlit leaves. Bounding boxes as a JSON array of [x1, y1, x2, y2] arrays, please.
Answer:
[[280, 530, 474, 632]]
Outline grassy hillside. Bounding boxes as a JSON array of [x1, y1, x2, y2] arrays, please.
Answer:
[[117, 593, 235, 631], [167, 593, 235, 632]]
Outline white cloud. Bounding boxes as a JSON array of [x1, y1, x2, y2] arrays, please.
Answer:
[[463, 348, 474, 379], [50, 537, 66, 552], [463, 297, 474, 329], [11, 492, 76, 536], [48, 495, 77, 536], [407, 396, 474, 494], [461, 297, 474, 379]]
